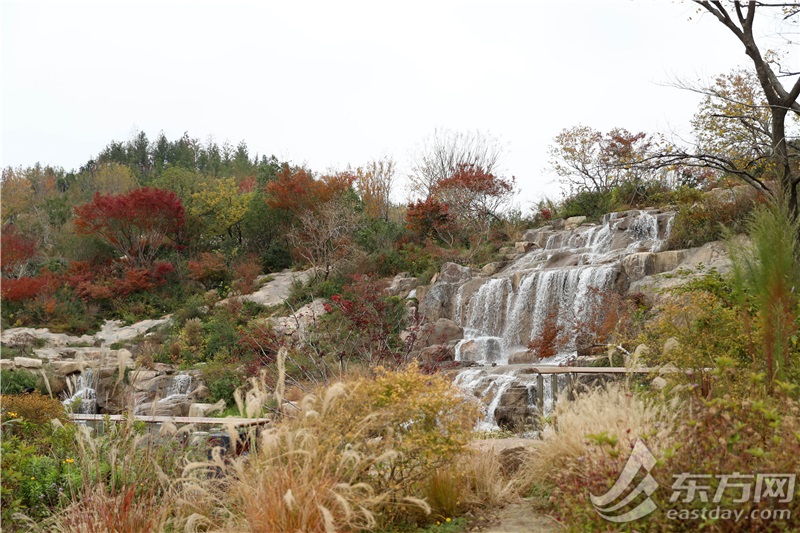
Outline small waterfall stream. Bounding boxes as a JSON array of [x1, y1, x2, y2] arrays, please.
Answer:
[[63, 368, 97, 414], [451, 210, 673, 429]]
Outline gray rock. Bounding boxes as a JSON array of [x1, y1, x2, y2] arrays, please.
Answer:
[[514, 241, 537, 254], [387, 273, 419, 297], [52, 361, 86, 377], [481, 262, 505, 276], [416, 318, 463, 349], [419, 283, 456, 321], [14, 356, 42, 369], [417, 344, 456, 365], [457, 340, 480, 362], [565, 216, 587, 230], [438, 262, 475, 284], [188, 401, 225, 417], [0, 359, 15, 370], [621, 252, 656, 282]]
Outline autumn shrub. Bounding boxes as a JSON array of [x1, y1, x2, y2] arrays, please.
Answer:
[[1, 225, 38, 277], [514, 382, 677, 499], [318, 275, 408, 368], [1, 393, 69, 440], [527, 311, 563, 360], [548, 393, 800, 532], [200, 354, 247, 407], [187, 251, 230, 290], [638, 280, 753, 399], [231, 254, 261, 295], [665, 189, 763, 250]]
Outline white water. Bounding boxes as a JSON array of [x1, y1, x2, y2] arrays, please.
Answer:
[[452, 210, 673, 429], [63, 368, 97, 414]]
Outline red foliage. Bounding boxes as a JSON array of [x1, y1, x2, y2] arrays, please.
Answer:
[[238, 176, 257, 193], [1, 270, 62, 302], [67, 259, 175, 301], [323, 275, 407, 366], [232, 255, 261, 294], [74, 187, 185, 267], [405, 198, 454, 241], [435, 163, 513, 198], [265, 165, 354, 216], [2, 277, 47, 302], [527, 311, 564, 361], [237, 323, 282, 375], [187, 252, 228, 288], [1, 226, 37, 276]]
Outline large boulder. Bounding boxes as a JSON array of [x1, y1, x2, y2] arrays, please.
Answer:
[[621, 252, 655, 282], [415, 318, 463, 349], [438, 262, 475, 284], [417, 344, 456, 366], [494, 383, 538, 432], [419, 283, 456, 321], [386, 273, 419, 297], [565, 216, 587, 230], [51, 360, 87, 377], [14, 357, 42, 369], [514, 242, 537, 254]]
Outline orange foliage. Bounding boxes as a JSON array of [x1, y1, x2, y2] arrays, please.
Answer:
[[265, 165, 353, 216]]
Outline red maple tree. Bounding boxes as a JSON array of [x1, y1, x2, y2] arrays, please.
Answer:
[[74, 187, 185, 267]]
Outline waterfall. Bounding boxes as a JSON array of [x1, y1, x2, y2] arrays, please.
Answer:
[[166, 373, 192, 397], [63, 368, 97, 414], [450, 209, 674, 430]]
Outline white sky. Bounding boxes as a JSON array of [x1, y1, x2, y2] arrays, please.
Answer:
[[2, 1, 757, 208]]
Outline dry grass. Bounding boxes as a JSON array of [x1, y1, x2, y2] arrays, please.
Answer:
[[514, 382, 678, 493]]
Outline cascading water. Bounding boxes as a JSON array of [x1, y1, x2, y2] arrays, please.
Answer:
[[451, 210, 674, 429], [63, 368, 97, 414], [166, 373, 192, 397]]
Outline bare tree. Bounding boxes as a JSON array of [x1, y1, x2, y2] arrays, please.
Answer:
[[288, 196, 362, 280], [409, 129, 504, 200]]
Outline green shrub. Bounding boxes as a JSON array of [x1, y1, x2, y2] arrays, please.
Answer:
[[558, 189, 615, 220], [201, 355, 246, 407], [665, 191, 763, 250], [1, 369, 41, 395]]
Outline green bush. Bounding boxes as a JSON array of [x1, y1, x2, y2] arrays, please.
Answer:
[[201, 355, 247, 407], [665, 191, 762, 250], [0, 369, 40, 395], [558, 189, 615, 220]]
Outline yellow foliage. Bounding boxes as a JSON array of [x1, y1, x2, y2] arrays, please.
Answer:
[[189, 176, 252, 238]]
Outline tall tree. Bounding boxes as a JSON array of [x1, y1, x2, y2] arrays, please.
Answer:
[[354, 157, 396, 221], [548, 126, 655, 193], [74, 187, 185, 267], [689, 1, 800, 214]]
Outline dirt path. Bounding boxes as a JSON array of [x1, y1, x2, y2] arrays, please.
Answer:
[[475, 501, 563, 533]]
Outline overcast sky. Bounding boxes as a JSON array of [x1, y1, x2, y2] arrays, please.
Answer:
[[2, 1, 757, 207]]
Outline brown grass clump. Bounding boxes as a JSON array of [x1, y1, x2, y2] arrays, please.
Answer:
[[179, 365, 479, 531], [514, 382, 677, 494]]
